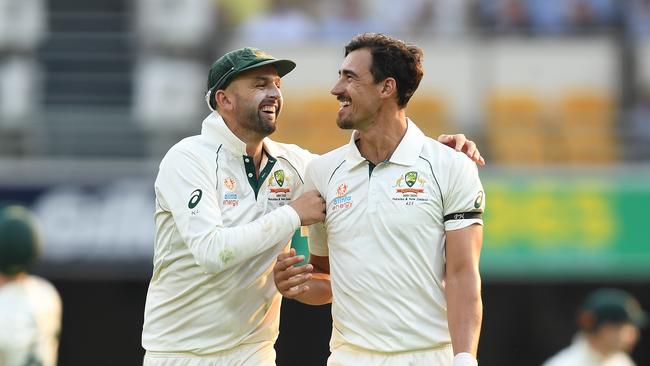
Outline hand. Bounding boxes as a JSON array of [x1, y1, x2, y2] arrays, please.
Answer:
[[289, 190, 326, 226], [453, 352, 478, 366], [273, 248, 313, 298], [437, 134, 485, 166]]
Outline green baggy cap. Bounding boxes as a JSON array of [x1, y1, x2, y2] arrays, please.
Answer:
[[206, 47, 296, 110]]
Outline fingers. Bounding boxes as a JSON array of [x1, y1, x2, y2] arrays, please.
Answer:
[[477, 156, 486, 166], [283, 283, 311, 298], [437, 134, 451, 143], [437, 133, 486, 167], [453, 134, 467, 151], [274, 251, 314, 298], [463, 141, 486, 166], [275, 263, 313, 298]]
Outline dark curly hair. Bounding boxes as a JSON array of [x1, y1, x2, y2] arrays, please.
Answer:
[[344, 33, 424, 108]]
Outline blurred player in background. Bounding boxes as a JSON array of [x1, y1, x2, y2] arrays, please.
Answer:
[[274, 33, 484, 366], [0, 205, 62, 366], [543, 288, 647, 366], [141, 46, 485, 366]]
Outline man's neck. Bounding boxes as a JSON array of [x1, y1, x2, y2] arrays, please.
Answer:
[[356, 110, 407, 165], [222, 115, 266, 175], [0, 272, 26, 287], [246, 143, 265, 176]]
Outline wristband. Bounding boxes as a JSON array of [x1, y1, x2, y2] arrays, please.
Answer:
[[453, 352, 478, 366]]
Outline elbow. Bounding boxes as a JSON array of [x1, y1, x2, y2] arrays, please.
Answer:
[[185, 228, 240, 273], [447, 266, 482, 292]]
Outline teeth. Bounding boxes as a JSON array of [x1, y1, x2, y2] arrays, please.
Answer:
[[339, 100, 351, 107], [261, 105, 276, 113]]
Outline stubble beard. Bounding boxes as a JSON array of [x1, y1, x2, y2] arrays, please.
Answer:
[[336, 114, 355, 130]]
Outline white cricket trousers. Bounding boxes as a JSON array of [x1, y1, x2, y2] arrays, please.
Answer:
[[328, 343, 454, 366], [143, 342, 276, 366]]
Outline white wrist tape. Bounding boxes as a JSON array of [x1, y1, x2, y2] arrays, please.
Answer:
[[453, 352, 478, 366]]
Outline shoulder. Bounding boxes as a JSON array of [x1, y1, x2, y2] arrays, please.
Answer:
[[267, 140, 318, 179], [419, 137, 477, 174], [310, 145, 348, 169], [159, 135, 208, 168], [305, 145, 348, 185], [270, 141, 318, 165]]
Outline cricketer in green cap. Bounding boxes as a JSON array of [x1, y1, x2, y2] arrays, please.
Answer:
[[580, 288, 647, 330], [205, 47, 296, 111]]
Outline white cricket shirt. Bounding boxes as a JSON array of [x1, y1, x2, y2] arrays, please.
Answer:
[[542, 335, 636, 366], [142, 112, 314, 355], [307, 119, 485, 353], [0, 275, 62, 366]]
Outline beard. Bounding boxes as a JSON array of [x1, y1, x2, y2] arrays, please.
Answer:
[[241, 105, 277, 136]]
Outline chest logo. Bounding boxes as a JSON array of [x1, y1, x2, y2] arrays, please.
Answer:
[[269, 170, 291, 194], [395, 171, 426, 193], [222, 177, 239, 207], [330, 183, 353, 212], [392, 171, 428, 205], [224, 177, 236, 191], [274, 170, 285, 187], [337, 183, 348, 196]]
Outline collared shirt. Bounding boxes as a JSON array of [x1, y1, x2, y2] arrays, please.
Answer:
[[142, 112, 315, 355], [543, 335, 636, 366], [307, 119, 485, 352], [0, 275, 62, 366]]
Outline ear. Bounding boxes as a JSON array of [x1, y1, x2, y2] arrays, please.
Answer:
[[578, 311, 597, 331], [215, 90, 234, 111], [379, 77, 397, 100]]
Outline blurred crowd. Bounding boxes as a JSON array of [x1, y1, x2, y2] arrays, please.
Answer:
[[1, 0, 650, 159]]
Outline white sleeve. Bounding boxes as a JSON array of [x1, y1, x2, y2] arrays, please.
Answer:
[[443, 157, 485, 231], [156, 147, 301, 273], [304, 160, 329, 257]]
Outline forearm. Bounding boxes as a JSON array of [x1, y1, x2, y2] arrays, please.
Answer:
[[185, 205, 300, 273], [446, 269, 482, 356], [294, 273, 332, 305]]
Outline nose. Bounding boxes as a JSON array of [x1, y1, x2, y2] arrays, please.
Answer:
[[330, 77, 343, 96], [267, 83, 281, 98]]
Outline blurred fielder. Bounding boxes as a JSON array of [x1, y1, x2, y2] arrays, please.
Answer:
[[274, 33, 485, 366], [141, 46, 484, 365], [543, 288, 647, 366], [0, 205, 62, 366]]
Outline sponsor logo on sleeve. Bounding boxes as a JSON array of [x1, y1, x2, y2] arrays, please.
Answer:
[[188, 189, 202, 209], [474, 191, 484, 209]]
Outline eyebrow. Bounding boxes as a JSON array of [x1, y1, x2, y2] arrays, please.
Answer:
[[253, 75, 281, 84], [339, 69, 359, 78]]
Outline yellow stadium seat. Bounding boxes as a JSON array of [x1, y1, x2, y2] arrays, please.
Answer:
[[485, 90, 548, 165], [556, 90, 618, 164]]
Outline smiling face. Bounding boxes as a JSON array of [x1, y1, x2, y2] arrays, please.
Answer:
[[330, 48, 384, 131], [223, 65, 283, 137]]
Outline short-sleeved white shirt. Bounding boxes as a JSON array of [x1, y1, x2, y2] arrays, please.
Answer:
[[142, 112, 315, 355], [307, 119, 485, 352], [0, 275, 62, 366]]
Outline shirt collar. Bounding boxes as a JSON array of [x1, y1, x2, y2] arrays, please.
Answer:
[[344, 118, 425, 170], [201, 112, 284, 159]]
